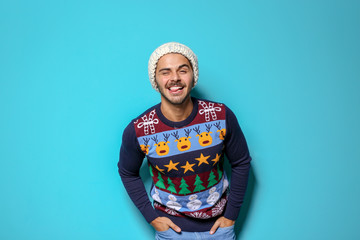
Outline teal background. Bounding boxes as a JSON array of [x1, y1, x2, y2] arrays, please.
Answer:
[[1, 0, 359, 239]]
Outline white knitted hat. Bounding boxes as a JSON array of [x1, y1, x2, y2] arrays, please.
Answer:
[[148, 42, 198, 91]]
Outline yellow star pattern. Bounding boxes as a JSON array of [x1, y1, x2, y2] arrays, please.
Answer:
[[181, 161, 195, 174], [195, 153, 210, 166], [211, 153, 221, 165], [155, 165, 165, 173], [164, 160, 179, 172]]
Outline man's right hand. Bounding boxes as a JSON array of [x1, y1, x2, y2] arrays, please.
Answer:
[[150, 217, 182, 233]]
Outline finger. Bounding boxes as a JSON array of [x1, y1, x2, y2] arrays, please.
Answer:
[[209, 220, 220, 235], [166, 219, 181, 233]]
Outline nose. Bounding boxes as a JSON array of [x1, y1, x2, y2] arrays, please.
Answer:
[[170, 71, 181, 81]]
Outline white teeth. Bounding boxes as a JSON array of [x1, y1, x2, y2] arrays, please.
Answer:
[[169, 87, 182, 91]]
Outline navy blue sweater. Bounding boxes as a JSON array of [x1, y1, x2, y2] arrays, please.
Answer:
[[118, 98, 251, 232]]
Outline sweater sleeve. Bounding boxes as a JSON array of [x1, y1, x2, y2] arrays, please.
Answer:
[[223, 106, 252, 221], [118, 122, 159, 223]]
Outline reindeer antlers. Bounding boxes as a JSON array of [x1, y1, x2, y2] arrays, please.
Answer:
[[184, 129, 192, 137], [163, 133, 170, 142], [171, 131, 180, 140], [143, 137, 150, 145], [214, 122, 221, 130], [151, 135, 159, 144], [205, 124, 212, 133], [193, 126, 201, 135]]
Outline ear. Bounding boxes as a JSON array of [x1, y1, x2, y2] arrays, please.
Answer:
[[166, 141, 170, 144], [175, 139, 179, 142], [209, 131, 213, 134], [196, 134, 200, 137], [188, 136, 191, 139], [217, 130, 221, 132], [154, 143, 157, 146]]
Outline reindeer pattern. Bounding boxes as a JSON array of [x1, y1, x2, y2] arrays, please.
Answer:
[[138, 120, 226, 158]]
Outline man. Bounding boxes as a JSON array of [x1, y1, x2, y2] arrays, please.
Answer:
[[118, 42, 251, 240]]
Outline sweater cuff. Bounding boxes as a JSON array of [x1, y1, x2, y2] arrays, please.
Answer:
[[142, 203, 160, 223], [223, 205, 241, 221]]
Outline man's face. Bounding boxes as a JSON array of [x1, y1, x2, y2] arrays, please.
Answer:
[[155, 53, 194, 106]]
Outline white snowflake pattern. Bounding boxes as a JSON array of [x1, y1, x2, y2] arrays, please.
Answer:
[[165, 207, 179, 216], [188, 211, 211, 219], [211, 198, 227, 217]]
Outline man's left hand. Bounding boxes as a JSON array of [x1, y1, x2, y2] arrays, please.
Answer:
[[209, 216, 235, 235]]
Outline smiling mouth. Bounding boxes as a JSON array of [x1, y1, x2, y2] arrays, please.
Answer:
[[168, 86, 184, 94], [181, 145, 188, 149], [160, 150, 166, 153], [202, 140, 209, 144]]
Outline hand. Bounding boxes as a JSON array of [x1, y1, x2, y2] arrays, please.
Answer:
[[209, 216, 235, 235], [150, 217, 181, 233]]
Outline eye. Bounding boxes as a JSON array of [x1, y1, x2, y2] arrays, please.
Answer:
[[200, 135, 203, 137], [163, 143, 166, 146], [185, 139, 187, 141], [206, 133, 208, 136], [179, 140, 181, 142]]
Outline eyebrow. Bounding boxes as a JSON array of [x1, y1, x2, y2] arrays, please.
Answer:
[[158, 68, 171, 72], [158, 64, 191, 72], [178, 64, 191, 69]]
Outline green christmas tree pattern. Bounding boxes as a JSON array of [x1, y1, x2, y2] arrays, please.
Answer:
[[149, 165, 154, 178], [167, 177, 177, 194], [217, 165, 223, 180], [178, 177, 191, 195], [207, 170, 218, 187], [155, 172, 166, 189], [193, 174, 206, 192]]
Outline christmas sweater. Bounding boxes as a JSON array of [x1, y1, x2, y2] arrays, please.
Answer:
[[118, 98, 251, 232]]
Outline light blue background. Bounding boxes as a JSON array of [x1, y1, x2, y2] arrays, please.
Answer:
[[1, 0, 359, 239]]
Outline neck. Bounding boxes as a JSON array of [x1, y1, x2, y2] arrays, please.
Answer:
[[160, 96, 193, 122]]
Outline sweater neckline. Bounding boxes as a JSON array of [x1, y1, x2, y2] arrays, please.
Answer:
[[155, 97, 198, 129]]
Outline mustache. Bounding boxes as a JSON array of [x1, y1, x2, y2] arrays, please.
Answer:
[[166, 82, 185, 88]]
